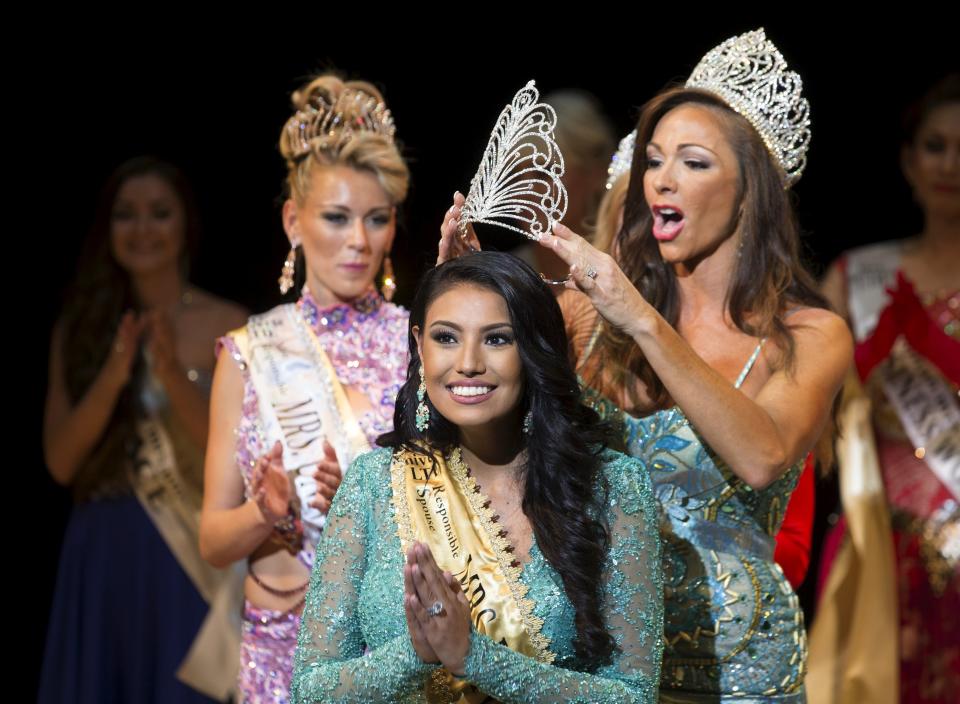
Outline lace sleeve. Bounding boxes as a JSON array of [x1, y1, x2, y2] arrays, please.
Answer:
[[290, 450, 436, 702]]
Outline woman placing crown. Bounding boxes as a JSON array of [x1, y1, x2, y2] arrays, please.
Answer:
[[598, 128, 818, 595], [199, 74, 411, 703], [441, 29, 852, 700]]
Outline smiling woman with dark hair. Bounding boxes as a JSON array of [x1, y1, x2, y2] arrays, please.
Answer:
[[290, 251, 663, 703]]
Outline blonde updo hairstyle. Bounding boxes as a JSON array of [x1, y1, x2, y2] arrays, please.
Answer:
[[279, 75, 410, 206]]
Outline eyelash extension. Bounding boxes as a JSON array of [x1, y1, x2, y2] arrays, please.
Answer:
[[429, 331, 514, 345], [486, 333, 514, 345], [430, 330, 457, 344]]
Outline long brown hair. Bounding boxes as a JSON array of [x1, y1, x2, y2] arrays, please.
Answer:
[[591, 87, 829, 408], [59, 156, 201, 500]]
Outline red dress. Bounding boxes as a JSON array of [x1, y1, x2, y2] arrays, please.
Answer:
[[819, 242, 960, 703]]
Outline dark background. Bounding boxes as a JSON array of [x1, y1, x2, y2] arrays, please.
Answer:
[[23, 19, 956, 697]]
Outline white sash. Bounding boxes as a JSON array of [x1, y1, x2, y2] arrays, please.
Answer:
[[845, 240, 902, 343], [846, 241, 960, 502], [230, 305, 371, 544], [878, 340, 960, 502]]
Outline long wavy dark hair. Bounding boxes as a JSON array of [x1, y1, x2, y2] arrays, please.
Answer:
[[595, 87, 830, 410], [379, 251, 619, 670], [59, 156, 201, 501]]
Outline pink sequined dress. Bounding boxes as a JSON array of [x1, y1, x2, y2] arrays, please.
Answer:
[[217, 287, 409, 703]]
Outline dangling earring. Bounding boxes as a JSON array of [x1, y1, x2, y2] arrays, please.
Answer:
[[279, 240, 299, 295], [415, 364, 430, 432], [522, 410, 533, 435], [381, 254, 397, 302]]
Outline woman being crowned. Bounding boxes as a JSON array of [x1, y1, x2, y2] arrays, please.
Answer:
[[290, 251, 664, 703]]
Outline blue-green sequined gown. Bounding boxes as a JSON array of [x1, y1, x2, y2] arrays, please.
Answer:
[[585, 342, 807, 702], [290, 447, 664, 703]]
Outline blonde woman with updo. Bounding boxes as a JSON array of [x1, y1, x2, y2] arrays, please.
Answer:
[[200, 74, 411, 703]]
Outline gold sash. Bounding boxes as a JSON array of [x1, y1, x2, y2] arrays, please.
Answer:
[[132, 415, 242, 700], [390, 445, 553, 703], [806, 373, 899, 703]]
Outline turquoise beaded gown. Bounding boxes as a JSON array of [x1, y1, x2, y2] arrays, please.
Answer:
[[289, 446, 665, 703], [587, 341, 807, 702]]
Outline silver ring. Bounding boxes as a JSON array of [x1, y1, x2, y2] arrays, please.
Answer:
[[586, 267, 599, 280], [541, 272, 572, 286], [426, 600, 444, 617]]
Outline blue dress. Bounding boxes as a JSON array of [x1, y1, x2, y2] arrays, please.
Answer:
[[589, 343, 806, 702], [38, 494, 217, 704], [38, 373, 219, 704]]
